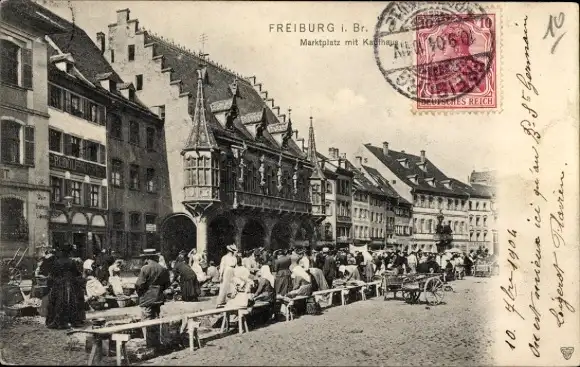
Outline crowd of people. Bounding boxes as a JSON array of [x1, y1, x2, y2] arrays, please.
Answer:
[[31, 242, 495, 345]]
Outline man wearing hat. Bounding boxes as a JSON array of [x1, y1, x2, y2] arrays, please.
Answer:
[[134, 249, 171, 349], [322, 248, 337, 287]]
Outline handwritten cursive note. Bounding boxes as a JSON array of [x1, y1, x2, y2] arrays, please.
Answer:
[[543, 12, 566, 54]]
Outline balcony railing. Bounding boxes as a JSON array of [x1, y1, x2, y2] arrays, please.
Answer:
[[337, 215, 352, 223], [231, 190, 311, 214]]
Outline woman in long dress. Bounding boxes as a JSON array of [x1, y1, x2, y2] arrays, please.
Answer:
[[253, 265, 275, 303], [46, 244, 85, 329], [173, 254, 200, 302], [272, 250, 292, 297], [216, 244, 238, 306]]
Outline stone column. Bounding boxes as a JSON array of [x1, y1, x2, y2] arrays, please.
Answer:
[[193, 216, 208, 254], [234, 216, 247, 249]]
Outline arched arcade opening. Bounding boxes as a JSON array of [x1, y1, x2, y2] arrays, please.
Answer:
[[161, 214, 196, 261], [241, 219, 265, 251], [208, 216, 235, 265]]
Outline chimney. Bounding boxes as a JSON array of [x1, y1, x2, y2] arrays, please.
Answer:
[[96, 32, 105, 54], [328, 147, 335, 158], [420, 150, 426, 163], [382, 142, 389, 156], [294, 130, 298, 139], [355, 156, 362, 168]]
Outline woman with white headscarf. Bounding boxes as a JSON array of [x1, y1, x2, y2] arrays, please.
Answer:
[[286, 264, 313, 298], [253, 265, 275, 303]]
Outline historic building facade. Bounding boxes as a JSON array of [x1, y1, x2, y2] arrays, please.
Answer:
[[468, 170, 497, 254], [22, 1, 173, 258], [359, 163, 413, 250], [0, 0, 65, 258], [363, 142, 470, 252], [316, 148, 353, 249], [103, 9, 324, 263]]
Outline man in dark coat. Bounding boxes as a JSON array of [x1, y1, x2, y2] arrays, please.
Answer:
[[322, 248, 337, 287], [135, 250, 171, 349]]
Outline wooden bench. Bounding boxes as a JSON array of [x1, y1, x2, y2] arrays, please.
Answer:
[[312, 288, 343, 307], [68, 306, 247, 366], [342, 285, 366, 304], [276, 295, 312, 321]]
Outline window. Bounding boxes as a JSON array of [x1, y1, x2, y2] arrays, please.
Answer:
[[129, 232, 142, 254], [130, 212, 141, 231], [51, 176, 62, 202], [145, 168, 156, 193], [48, 84, 105, 124], [129, 164, 140, 190], [84, 140, 99, 162], [146, 127, 156, 151], [90, 184, 100, 207], [145, 214, 158, 249], [49, 129, 62, 152], [1, 120, 20, 164], [109, 114, 122, 140], [0, 197, 27, 241], [70, 181, 82, 204], [110, 49, 115, 63], [129, 121, 140, 145], [136, 74, 143, 90], [326, 181, 332, 194], [1, 40, 20, 85], [69, 135, 82, 158], [128, 45, 135, 61], [111, 159, 123, 187], [49, 84, 63, 109], [112, 211, 124, 229]]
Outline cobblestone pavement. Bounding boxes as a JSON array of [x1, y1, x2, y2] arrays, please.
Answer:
[[0, 277, 497, 366]]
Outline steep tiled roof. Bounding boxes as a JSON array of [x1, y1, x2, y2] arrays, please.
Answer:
[[1, 0, 66, 34], [468, 183, 495, 198], [364, 144, 468, 197], [316, 152, 354, 178], [144, 33, 305, 159], [360, 165, 411, 205], [344, 160, 384, 196]]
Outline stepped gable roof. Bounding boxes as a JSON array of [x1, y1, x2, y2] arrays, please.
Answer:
[[364, 143, 467, 197], [145, 33, 304, 158], [360, 165, 410, 204], [344, 160, 384, 196]]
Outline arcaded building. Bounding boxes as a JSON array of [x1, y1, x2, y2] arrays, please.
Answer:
[[101, 9, 325, 262]]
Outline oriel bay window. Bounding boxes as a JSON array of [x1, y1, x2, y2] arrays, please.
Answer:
[[184, 155, 219, 187]]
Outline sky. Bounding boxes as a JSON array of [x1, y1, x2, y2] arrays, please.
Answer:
[[38, 0, 500, 183]]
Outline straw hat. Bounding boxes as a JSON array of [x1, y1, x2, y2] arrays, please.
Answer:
[[322, 247, 330, 253], [226, 244, 238, 253]]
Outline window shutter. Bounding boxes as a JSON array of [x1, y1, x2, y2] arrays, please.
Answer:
[[100, 187, 108, 209], [83, 183, 90, 206], [23, 126, 35, 166], [98, 144, 106, 164], [63, 134, 71, 155], [21, 48, 33, 89]]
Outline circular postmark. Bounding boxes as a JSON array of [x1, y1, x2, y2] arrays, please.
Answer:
[[374, 2, 495, 103]]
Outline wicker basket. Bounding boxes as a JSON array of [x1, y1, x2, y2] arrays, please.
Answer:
[[122, 287, 134, 296], [4, 305, 37, 317]]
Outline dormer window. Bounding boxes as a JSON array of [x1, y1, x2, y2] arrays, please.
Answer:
[[407, 174, 418, 185], [397, 158, 409, 169], [417, 161, 427, 172], [441, 179, 452, 190], [425, 177, 436, 187]]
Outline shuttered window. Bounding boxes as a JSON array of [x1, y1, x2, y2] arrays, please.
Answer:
[[23, 126, 34, 166], [21, 47, 32, 89]]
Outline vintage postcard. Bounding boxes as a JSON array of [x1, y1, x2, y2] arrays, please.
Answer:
[[0, 1, 578, 366]]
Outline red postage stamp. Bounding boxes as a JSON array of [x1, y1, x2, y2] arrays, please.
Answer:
[[414, 14, 497, 111]]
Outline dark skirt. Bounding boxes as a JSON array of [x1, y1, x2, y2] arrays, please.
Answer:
[[46, 277, 85, 328], [180, 277, 200, 302], [274, 270, 292, 297]]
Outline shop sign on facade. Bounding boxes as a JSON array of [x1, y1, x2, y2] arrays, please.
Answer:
[[49, 153, 106, 179]]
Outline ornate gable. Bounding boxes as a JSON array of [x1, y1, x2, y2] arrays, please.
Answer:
[[183, 69, 217, 152]]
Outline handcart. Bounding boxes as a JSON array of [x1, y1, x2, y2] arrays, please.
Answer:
[[399, 273, 446, 306]]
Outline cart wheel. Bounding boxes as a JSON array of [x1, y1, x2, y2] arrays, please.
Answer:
[[424, 278, 444, 305]]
